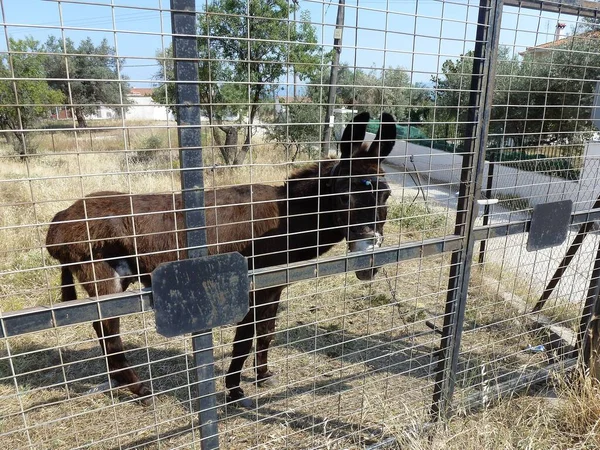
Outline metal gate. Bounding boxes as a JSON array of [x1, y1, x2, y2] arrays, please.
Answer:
[[2, 0, 600, 448]]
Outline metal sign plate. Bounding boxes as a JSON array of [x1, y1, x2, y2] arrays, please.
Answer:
[[527, 200, 573, 252], [152, 252, 249, 337]]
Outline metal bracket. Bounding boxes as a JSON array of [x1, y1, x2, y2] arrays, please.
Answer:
[[152, 252, 249, 337], [527, 200, 573, 252]]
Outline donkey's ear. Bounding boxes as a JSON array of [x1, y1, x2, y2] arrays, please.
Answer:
[[339, 111, 370, 159], [356, 112, 396, 159]]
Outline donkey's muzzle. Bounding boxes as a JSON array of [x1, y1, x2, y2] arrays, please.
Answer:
[[348, 232, 383, 281]]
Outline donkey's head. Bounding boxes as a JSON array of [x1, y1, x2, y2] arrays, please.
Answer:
[[327, 111, 396, 281]]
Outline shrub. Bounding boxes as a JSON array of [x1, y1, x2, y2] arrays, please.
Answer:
[[128, 134, 163, 163]]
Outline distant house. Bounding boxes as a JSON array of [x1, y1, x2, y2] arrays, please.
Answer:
[[51, 105, 115, 120], [124, 87, 175, 121], [520, 22, 600, 57], [50, 107, 72, 120], [51, 87, 175, 122], [86, 105, 117, 120]]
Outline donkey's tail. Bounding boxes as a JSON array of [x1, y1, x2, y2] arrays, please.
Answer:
[[60, 266, 78, 301]]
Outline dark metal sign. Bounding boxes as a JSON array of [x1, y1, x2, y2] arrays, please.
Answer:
[[152, 253, 249, 338], [527, 200, 573, 252]]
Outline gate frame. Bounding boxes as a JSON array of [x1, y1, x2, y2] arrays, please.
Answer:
[[430, 0, 504, 420], [2, 1, 600, 447]]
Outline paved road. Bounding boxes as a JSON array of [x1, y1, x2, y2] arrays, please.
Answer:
[[382, 160, 599, 307]]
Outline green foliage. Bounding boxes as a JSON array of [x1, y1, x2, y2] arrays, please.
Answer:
[[433, 38, 600, 179], [266, 102, 321, 160], [142, 134, 163, 150], [431, 50, 478, 142], [435, 40, 600, 149], [153, 1, 322, 165], [306, 64, 426, 123], [487, 148, 580, 180], [0, 37, 64, 156], [43, 36, 130, 128], [151, 47, 173, 115]]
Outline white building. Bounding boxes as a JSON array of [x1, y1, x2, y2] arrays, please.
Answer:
[[124, 87, 175, 121], [81, 88, 174, 122]]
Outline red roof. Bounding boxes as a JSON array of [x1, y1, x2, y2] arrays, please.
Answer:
[[129, 88, 154, 97], [523, 30, 600, 53]]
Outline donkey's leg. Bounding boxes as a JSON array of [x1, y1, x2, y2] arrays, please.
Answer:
[[255, 288, 282, 382], [91, 318, 151, 399], [78, 260, 151, 400], [225, 301, 256, 403]]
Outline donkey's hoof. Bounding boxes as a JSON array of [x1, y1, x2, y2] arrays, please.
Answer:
[[134, 384, 152, 406], [139, 395, 153, 406], [256, 369, 275, 380], [256, 371, 277, 387], [226, 388, 254, 408], [234, 396, 255, 408]]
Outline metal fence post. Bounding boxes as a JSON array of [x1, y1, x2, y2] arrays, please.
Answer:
[[478, 151, 495, 264], [430, 0, 503, 420], [170, 1, 219, 448], [578, 237, 600, 356]]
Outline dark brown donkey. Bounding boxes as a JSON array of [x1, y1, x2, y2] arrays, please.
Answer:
[[45, 111, 397, 404]]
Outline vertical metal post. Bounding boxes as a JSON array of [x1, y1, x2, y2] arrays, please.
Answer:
[[321, 0, 345, 156], [578, 237, 600, 355], [430, 0, 503, 420], [170, 1, 219, 448], [478, 151, 495, 264]]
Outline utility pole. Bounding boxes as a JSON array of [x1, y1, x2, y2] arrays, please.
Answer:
[[321, 0, 345, 156], [292, 0, 298, 99]]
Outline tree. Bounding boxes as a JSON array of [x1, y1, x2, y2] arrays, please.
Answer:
[[431, 51, 476, 143], [0, 37, 64, 156], [503, 36, 600, 149], [43, 36, 130, 128], [307, 64, 414, 122], [266, 101, 321, 160], [435, 40, 600, 152], [153, 1, 322, 165]]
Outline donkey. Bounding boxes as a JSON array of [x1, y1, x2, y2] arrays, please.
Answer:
[[45, 111, 397, 404]]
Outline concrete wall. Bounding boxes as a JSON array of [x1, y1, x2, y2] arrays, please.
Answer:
[[376, 132, 600, 212]]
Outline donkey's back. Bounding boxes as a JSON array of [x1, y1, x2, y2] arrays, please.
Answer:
[[46, 184, 284, 280]]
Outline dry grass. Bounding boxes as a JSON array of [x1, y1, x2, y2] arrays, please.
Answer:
[[0, 122, 288, 312], [0, 121, 596, 449], [393, 372, 600, 450]]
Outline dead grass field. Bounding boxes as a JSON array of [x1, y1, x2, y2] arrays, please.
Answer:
[[0, 122, 596, 449]]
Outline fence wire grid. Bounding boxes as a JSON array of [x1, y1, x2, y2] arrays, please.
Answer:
[[2, 0, 600, 449]]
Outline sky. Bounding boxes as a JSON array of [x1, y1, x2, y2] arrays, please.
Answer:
[[0, 0, 573, 89]]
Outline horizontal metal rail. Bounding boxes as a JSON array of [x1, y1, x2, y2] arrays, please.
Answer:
[[1, 236, 462, 338], [3, 206, 599, 339], [504, 0, 600, 17]]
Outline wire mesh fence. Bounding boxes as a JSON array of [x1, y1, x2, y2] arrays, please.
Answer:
[[2, 0, 600, 448]]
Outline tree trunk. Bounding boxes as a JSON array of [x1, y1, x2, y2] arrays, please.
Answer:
[[235, 126, 251, 166], [12, 130, 35, 160], [234, 94, 261, 166], [218, 126, 238, 165], [75, 107, 87, 128], [14, 132, 26, 157]]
